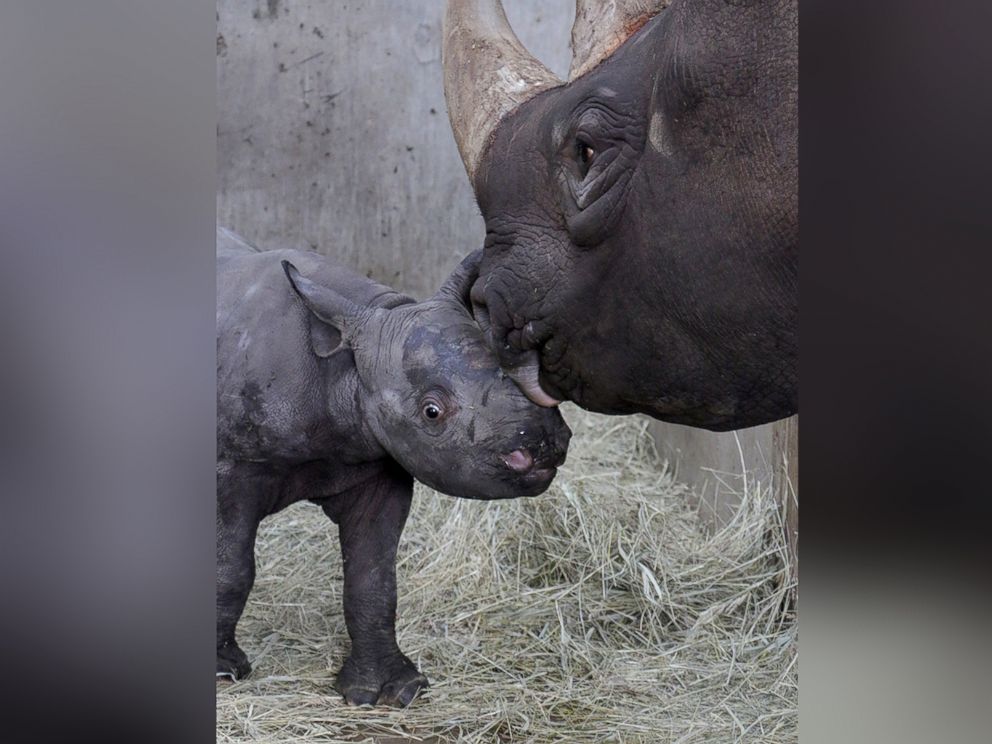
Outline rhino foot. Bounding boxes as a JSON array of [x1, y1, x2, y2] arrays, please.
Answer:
[[216, 641, 252, 680], [335, 653, 429, 707]]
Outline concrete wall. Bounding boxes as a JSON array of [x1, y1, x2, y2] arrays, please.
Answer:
[[217, 0, 574, 299]]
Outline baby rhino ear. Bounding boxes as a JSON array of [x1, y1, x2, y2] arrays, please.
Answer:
[[282, 261, 365, 357], [434, 249, 482, 309]]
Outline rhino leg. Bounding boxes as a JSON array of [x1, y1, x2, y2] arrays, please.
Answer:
[[320, 465, 428, 707], [216, 472, 264, 680]]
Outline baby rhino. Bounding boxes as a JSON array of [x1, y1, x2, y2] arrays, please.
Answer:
[[216, 228, 571, 707]]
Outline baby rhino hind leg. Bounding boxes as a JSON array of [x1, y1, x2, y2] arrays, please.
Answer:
[[321, 465, 428, 707]]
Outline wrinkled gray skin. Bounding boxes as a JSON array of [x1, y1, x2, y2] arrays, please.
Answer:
[[459, 0, 797, 430], [216, 228, 570, 706]]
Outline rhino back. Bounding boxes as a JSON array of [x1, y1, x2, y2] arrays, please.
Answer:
[[217, 225, 262, 269], [216, 245, 402, 464]]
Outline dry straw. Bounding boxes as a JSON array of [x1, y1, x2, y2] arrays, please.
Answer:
[[217, 406, 797, 743]]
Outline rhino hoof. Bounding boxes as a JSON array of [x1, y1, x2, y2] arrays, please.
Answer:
[[335, 654, 429, 707], [216, 642, 252, 680], [376, 672, 430, 707]]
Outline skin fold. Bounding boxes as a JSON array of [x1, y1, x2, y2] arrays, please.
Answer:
[[216, 228, 571, 706]]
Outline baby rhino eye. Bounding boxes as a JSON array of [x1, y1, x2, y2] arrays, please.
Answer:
[[419, 389, 451, 422]]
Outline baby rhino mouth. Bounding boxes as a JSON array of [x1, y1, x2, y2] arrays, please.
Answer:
[[500, 445, 567, 487], [502, 448, 534, 471]]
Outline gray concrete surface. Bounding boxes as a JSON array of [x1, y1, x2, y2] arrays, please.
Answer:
[[217, 0, 573, 299]]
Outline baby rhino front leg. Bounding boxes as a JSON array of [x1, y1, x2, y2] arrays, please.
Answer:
[[323, 465, 428, 707]]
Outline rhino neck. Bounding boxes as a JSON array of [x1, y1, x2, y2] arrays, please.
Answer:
[[318, 357, 388, 465], [344, 309, 419, 466]]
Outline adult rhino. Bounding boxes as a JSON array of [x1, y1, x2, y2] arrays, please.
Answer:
[[442, 0, 797, 430]]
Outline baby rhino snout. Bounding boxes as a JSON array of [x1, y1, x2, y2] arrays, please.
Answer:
[[496, 409, 571, 494], [501, 432, 570, 477], [502, 448, 535, 472]]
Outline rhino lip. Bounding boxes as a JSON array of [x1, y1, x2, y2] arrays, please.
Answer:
[[472, 278, 562, 407], [504, 359, 561, 408], [518, 466, 557, 494], [502, 448, 534, 472], [501, 449, 559, 479], [527, 466, 556, 481], [498, 447, 560, 494], [506, 330, 566, 407]]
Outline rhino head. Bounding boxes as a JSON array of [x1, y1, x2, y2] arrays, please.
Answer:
[[442, 0, 798, 431], [283, 252, 572, 499]]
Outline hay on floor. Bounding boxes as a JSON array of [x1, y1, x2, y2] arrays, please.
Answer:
[[217, 406, 798, 743]]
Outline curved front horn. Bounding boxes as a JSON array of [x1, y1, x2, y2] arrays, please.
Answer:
[[569, 0, 670, 80], [442, 0, 562, 183]]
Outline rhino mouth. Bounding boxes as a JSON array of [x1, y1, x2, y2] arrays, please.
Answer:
[[502, 354, 561, 408], [470, 279, 562, 407], [499, 453, 565, 497]]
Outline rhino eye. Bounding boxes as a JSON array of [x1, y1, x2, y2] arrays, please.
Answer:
[[422, 401, 443, 421], [576, 140, 595, 176]]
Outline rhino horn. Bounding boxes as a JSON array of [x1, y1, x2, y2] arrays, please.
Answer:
[[442, 0, 562, 183], [568, 1, 670, 80]]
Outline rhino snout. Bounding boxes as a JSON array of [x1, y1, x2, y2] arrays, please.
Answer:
[[502, 448, 534, 472], [500, 447, 554, 488], [500, 429, 570, 480]]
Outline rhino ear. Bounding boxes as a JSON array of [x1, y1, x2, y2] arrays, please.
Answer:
[[435, 249, 482, 309], [283, 261, 365, 357]]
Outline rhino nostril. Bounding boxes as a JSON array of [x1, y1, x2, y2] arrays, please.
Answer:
[[502, 448, 534, 473]]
